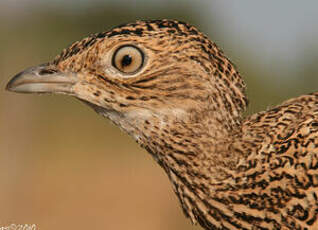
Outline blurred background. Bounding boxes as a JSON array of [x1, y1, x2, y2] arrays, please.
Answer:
[[1, 0, 318, 229]]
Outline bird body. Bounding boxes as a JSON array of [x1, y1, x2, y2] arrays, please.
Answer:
[[6, 20, 318, 230]]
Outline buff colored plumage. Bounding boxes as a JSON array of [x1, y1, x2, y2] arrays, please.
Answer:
[[6, 20, 318, 230]]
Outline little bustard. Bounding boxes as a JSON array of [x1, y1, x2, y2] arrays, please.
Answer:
[[6, 20, 318, 230]]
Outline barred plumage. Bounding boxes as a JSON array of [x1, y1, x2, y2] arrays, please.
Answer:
[[6, 19, 318, 230]]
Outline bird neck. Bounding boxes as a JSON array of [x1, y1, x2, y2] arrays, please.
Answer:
[[91, 102, 249, 228], [140, 108, 243, 178], [124, 107, 246, 227]]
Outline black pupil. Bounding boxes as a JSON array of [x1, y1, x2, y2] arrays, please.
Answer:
[[121, 55, 132, 67]]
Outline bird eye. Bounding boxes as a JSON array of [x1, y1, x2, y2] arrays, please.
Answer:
[[112, 45, 144, 74]]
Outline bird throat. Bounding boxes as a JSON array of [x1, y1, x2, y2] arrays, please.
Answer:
[[85, 100, 244, 228], [120, 107, 243, 227]]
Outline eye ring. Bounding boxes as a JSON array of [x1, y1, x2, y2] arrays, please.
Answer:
[[112, 45, 144, 74]]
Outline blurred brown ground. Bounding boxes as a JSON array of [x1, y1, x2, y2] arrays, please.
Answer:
[[0, 1, 317, 230]]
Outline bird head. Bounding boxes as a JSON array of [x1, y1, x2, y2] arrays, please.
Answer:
[[6, 20, 247, 141], [6, 20, 250, 227]]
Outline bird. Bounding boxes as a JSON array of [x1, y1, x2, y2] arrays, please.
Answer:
[[6, 19, 318, 230]]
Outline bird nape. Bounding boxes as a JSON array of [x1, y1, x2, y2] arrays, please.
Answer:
[[6, 19, 318, 230]]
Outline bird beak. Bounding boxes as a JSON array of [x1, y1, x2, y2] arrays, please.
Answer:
[[6, 64, 78, 95]]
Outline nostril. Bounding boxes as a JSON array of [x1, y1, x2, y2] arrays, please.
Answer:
[[38, 69, 57, 75]]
